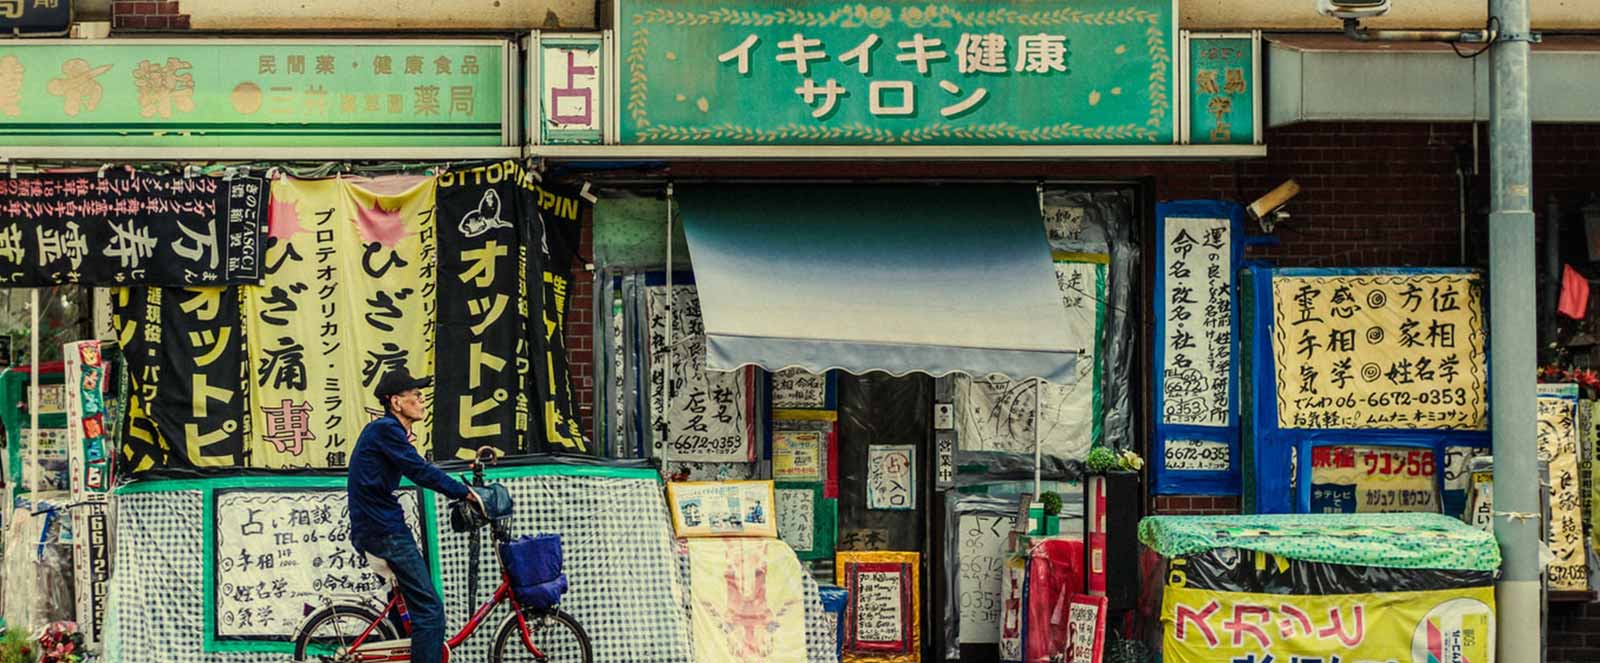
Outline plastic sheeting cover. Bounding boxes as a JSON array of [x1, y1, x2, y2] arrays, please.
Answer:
[[688, 538, 808, 663], [1138, 513, 1501, 572]]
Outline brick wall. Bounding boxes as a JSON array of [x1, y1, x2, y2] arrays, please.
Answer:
[[111, 1, 192, 31], [1151, 495, 1241, 516]]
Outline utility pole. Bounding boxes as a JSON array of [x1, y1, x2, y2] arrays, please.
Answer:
[[1487, 0, 1540, 660]]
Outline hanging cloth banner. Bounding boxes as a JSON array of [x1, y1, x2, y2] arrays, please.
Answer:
[[435, 160, 591, 455], [0, 172, 267, 286], [242, 176, 436, 468], [112, 285, 250, 472], [526, 165, 589, 454]]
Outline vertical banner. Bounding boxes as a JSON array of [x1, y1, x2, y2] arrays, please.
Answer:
[[1538, 384, 1586, 591], [244, 176, 435, 468], [112, 287, 173, 474], [1152, 201, 1241, 495], [528, 169, 590, 453], [64, 340, 113, 497], [645, 283, 755, 462], [436, 166, 524, 459]]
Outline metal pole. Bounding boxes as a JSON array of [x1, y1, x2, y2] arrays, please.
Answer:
[[1487, 1, 1540, 661], [663, 183, 674, 464], [27, 289, 38, 504], [1033, 378, 1043, 499]]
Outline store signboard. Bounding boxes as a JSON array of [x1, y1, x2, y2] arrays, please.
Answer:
[[0, 0, 71, 34], [532, 32, 607, 144], [615, 0, 1177, 146], [0, 39, 513, 147], [1181, 31, 1259, 145]]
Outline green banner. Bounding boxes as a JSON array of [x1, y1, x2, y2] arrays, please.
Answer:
[[619, 0, 1175, 145], [1187, 35, 1254, 145], [0, 41, 507, 146]]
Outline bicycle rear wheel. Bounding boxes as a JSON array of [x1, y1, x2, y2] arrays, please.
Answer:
[[491, 608, 592, 663], [292, 604, 399, 662]]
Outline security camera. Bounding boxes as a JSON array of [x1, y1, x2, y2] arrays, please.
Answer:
[[1317, 0, 1391, 20], [1247, 180, 1301, 233]]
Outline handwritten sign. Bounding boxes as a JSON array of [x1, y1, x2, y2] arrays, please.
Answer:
[[213, 488, 421, 639], [772, 368, 828, 409], [666, 480, 777, 538], [957, 515, 1009, 644], [867, 445, 915, 510], [1161, 216, 1231, 427], [1538, 387, 1586, 591], [538, 37, 604, 143], [856, 571, 904, 643], [954, 260, 1103, 461], [1309, 445, 1438, 514], [645, 285, 755, 462], [773, 430, 824, 482], [777, 487, 817, 553], [1042, 192, 1108, 253], [1272, 273, 1486, 430], [1065, 594, 1107, 663], [1163, 439, 1230, 472]]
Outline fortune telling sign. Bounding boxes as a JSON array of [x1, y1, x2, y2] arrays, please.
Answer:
[[1272, 272, 1486, 430], [0, 173, 267, 286]]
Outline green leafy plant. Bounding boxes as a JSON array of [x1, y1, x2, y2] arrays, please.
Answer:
[[1040, 491, 1062, 517], [0, 628, 35, 663], [1085, 446, 1119, 474]]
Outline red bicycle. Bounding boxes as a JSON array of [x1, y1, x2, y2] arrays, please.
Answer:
[[291, 448, 592, 663]]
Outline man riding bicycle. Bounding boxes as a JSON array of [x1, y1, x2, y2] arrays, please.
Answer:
[[348, 367, 482, 663]]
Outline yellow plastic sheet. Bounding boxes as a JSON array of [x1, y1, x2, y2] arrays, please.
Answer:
[[688, 538, 807, 663]]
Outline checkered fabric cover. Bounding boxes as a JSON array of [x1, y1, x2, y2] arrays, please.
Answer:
[[675, 541, 838, 663], [440, 474, 693, 663], [106, 473, 695, 662]]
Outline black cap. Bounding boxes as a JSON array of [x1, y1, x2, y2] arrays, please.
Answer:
[[374, 367, 432, 402]]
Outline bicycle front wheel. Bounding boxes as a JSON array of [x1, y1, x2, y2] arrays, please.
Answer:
[[491, 608, 592, 663]]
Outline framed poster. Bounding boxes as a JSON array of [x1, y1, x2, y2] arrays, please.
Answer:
[[773, 430, 824, 482], [776, 483, 837, 561], [1065, 594, 1107, 663], [666, 480, 778, 538], [867, 445, 916, 510], [836, 551, 921, 663]]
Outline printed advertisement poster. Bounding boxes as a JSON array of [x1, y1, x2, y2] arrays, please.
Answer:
[[773, 430, 823, 482], [1309, 445, 1438, 514], [1163, 585, 1495, 663]]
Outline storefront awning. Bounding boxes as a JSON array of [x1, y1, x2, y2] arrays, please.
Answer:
[[677, 184, 1077, 382]]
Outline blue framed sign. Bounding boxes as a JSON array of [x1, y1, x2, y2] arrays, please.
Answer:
[[1151, 200, 1244, 495], [1242, 267, 1490, 513]]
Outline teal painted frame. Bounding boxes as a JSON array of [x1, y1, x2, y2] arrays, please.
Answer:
[[116, 464, 660, 654], [1180, 30, 1261, 145]]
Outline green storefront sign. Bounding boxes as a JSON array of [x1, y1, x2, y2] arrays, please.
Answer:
[[618, 0, 1176, 145], [0, 40, 509, 147], [1185, 33, 1257, 145]]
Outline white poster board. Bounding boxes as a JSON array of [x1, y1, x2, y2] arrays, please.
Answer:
[[214, 488, 422, 639], [1160, 216, 1231, 427], [867, 445, 915, 510], [771, 368, 827, 409], [855, 571, 905, 643], [776, 487, 816, 553], [954, 260, 1103, 461], [645, 285, 754, 462], [957, 514, 1009, 644]]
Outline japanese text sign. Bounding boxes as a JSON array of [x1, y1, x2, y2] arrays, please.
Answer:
[[1309, 445, 1438, 514], [618, 0, 1175, 145], [537, 35, 605, 144], [0, 41, 507, 147], [1161, 584, 1495, 663], [1184, 33, 1256, 145], [1272, 272, 1486, 430], [1160, 216, 1232, 427], [0, 0, 70, 34], [1538, 384, 1586, 591], [0, 173, 267, 286]]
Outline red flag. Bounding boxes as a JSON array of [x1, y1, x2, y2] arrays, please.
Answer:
[[1559, 264, 1590, 320]]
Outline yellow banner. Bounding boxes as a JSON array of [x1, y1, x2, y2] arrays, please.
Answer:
[[1272, 273, 1486, 430], [1163, 585, 1495, 663], [243, 176, 436, 468], [1538, 389, 1586, 591]]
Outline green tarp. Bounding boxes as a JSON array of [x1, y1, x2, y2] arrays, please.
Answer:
[[1138, 513, 1501, 572]]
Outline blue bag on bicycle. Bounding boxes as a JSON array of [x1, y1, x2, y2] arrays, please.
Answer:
[[501, 534, 568, 609]]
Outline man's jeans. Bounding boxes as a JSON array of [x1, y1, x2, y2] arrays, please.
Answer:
[[360, 533, 446, 663]]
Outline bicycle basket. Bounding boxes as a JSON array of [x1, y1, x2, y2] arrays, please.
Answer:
[[501, 533, 568, 609]]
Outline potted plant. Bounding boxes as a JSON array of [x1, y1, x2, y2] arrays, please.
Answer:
[[1033, 491, 1064, 536]]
